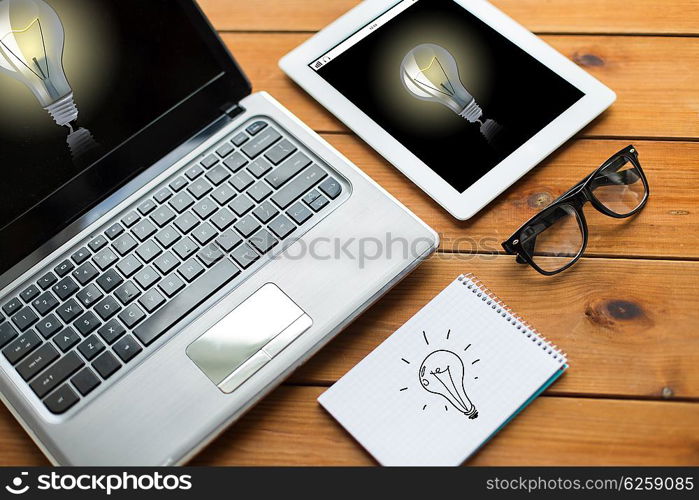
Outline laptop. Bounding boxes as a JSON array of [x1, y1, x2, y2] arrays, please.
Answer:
[[0, 0, 437, 465]]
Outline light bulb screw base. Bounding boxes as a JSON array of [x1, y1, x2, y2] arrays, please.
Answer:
[[458, 100, 483, 123], [45, 93, 79, 127]]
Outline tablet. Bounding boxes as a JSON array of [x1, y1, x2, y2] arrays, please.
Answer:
[[280, 0, 616, 220]]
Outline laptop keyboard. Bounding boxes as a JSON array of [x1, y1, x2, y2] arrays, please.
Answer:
[[0, 119, 345, 415]]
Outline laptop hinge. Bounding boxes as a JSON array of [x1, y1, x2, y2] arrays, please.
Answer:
[[221, 103, 245, 120]]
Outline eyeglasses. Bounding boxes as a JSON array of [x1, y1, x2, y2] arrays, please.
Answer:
[[502, 145, 649, 275]]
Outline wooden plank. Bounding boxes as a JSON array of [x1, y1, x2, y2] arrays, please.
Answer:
[[290, 256, 699, 400], [3, 386, 698, 466], [200, 0, 699, 35], [221, 33, 699, 139], [190, 386, 699, 465], [320, 135, 699, 260]]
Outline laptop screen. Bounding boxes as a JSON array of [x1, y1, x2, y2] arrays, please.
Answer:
[[0, 0, 248, 276]]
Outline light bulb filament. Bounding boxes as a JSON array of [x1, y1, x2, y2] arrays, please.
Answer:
[[0, 17, 49, 80], [412, 56, 455, 97]]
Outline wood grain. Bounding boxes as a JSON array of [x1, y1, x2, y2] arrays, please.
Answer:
[[200, 0, 699, 35], [320, 135, 699, 259], [221, 33, 699, 139]]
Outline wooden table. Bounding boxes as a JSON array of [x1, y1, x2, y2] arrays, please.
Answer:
[[2, 0, 699, 466]]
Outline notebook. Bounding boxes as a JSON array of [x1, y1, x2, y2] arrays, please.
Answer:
[[318, 274, 568, 466]]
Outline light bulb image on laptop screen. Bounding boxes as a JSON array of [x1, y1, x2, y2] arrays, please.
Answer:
[[401, 43, 501, 144], [0, 0, 98, 159]]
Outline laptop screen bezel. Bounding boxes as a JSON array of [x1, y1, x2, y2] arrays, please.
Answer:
[[0, 0, 251, 279]]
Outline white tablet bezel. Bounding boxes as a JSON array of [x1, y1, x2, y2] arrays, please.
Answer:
[[279, 0, 616, 220]]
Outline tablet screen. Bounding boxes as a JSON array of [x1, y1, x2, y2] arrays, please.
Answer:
[[310, 0, 585, 193]]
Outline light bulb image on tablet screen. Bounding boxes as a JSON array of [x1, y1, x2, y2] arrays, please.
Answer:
[[401, 43, 501, 144]]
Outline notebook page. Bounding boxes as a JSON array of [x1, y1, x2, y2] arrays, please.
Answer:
[[318, 276, 566, 466]]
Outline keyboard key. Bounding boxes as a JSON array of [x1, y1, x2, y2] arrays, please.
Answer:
[[169, 176, 188, 193], [202, 153, 220, 167], [248, 181, 273, 203], [31, 351, 84, 398], [159, 274, 185, 297], [36, 314, 62, 339], [16, 343, 59, 381], [32, 292, 58, 315], [53, 327, 80, 353], [303, 190, 321, 205], [242, 128, 281, 159], [206, 165, 231, 185], [187, 178, 213, 199], [310, 195, 330, 212], [216, 142, 235, 158], [105, 223, 125, 240], [2, 297, 22, 315], [76, 284, 103, 307], [116, 254, 143, 278], [94, 296, 122, 321], [231, 132, 248, 146], [235, 215, 261, 238], [71, 247, 91, 264], [185, 164, 204, 180], [265, 152, 312, 189], [154, 187, 172, 204], [231, 243, 260, 269], [193, 198, 217, 219], [272, 164, 328, 209], [3, 330, 41, 364], [173, 237, 197, 260], [44, 384, 79, 414], [197, 246, 224, 267], [174, 212, 199, 234], [136, 240, 163, 263], [138, 289, 165, 313], [12, 307, 39, 331], [93, 351, 121, 379], [98, 319, 126, 344], [93, 247, 118, 271], [52, 277, 79, 301], [96, 268, 123, 293], [223, 152, 249, 173], [268, 215, 296, 240], [73, 262, 99, 285], [177, 258, 204, 283], [20, 285, 41, 303], [211, 184, 236, 205], [191, 222, 217, 246], [215, 229, 243, 252], [37, 272, 58, 290], [133, 259, 240, 346], [113, 335, 143, 363], [54, 260, 75, 278], [169, 191, 195, 213], [134, 266, 160, 290], [132, 219, 157, 242], [248, 157, 273, 178], [56, 299, 83, 323], [265, 139, 297, 165], [88, 235, 108, 252], [138, 199, 157, 216], [230, 171, 254, 192], [154, 251, 179, 275], [114, 281, 141, 306], [210, 208, 236, 231], [155, 226, 181, 249], [121, 211, 140, 228], [74, 311, 101, 336], [319, 177, 342, 199], [287, 202, 313, 225], [250, 229, 279, 254], [0, 322, 18, 349], [229, 194, 254, 216], [71, 368, 101, 396], [246, 121, 268, 135], [151, 205, 176, 227], [78, 334, 105, 361], [119, 304, 146, 328], [112, 233, 138, 256]]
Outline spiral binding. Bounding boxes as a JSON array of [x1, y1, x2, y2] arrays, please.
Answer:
[[457, 274, 567, 364]]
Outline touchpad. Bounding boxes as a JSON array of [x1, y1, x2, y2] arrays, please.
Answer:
[[187, 283, 312, 394]]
